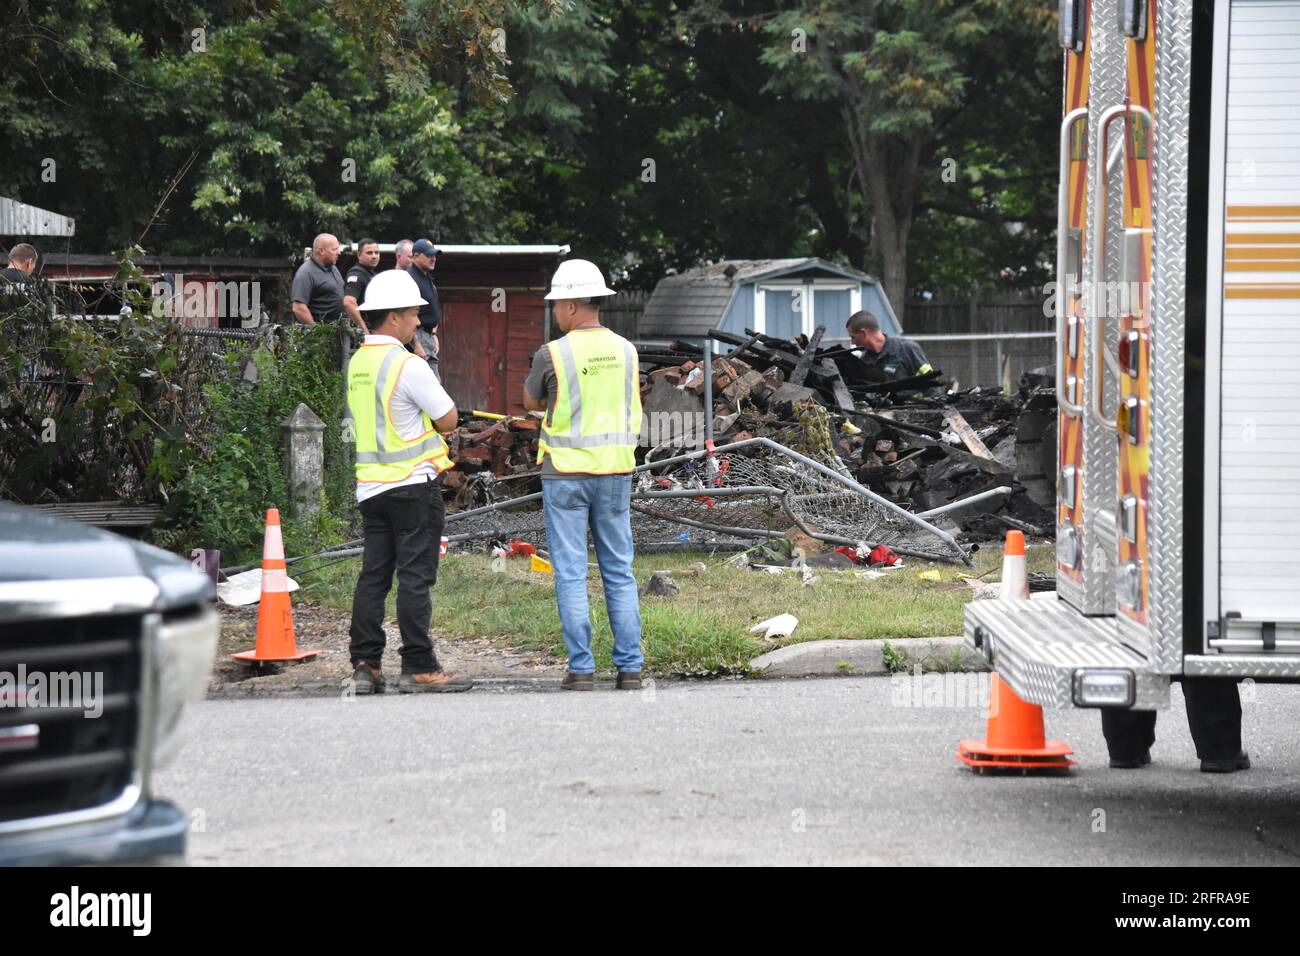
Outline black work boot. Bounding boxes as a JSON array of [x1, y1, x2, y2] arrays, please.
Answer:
[[1200, 751, 1250, 774], [1108, 750, 1151, 769], [351, 661, 386, 695]]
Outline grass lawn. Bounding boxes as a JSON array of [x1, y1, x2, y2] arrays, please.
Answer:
[[298, 543, 1057, 676]]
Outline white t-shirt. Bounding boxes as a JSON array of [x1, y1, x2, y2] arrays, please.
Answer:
[[354, 335, 456, 503]]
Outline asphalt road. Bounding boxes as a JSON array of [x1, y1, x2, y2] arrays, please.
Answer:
[[155, 677, 1300, 865]]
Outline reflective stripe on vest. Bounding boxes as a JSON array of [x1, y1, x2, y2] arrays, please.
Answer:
[[347, 343, 452, 482], [538, 328, 640, 473]]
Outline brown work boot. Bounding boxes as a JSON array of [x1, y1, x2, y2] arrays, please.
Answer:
[[615, 671, 643, 690], [351, 661, 386, 695], [398, 669, 474, 693], [560, 671, 594, 691]]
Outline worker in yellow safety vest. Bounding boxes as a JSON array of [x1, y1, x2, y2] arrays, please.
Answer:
[[346, 269, 471, 694], [523, 258, 644, 690]]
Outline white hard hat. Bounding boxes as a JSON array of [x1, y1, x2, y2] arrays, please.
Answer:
[[544, 258, 617, 300], [360, 269, 428, 311]]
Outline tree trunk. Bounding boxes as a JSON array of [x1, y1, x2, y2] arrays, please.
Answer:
[[843, 100, 923, 326]]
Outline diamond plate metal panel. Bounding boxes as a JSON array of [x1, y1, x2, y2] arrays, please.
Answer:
[[1077, 0, 1127, 615], [1117, 613, 1169, 670], [1057, 568, 1084, 610], [1183, 654, 1300, 679], [964, 597, 1170, 710], [1149, 0, 1194, 674]]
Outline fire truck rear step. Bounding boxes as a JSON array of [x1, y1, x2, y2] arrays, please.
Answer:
[[964, 594, 1169, 711]]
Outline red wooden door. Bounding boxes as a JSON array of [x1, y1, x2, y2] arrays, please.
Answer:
[[439, 294, 506, 413]]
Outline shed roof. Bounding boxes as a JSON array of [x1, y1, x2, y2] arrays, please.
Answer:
[[640, 258, 881, 338], [0, 197, 75, 237]]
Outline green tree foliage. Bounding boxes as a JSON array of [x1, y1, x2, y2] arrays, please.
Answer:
[[0, 0, 549, 254], [754, 0, 1057, 318], [2, 0, 1058, 301]]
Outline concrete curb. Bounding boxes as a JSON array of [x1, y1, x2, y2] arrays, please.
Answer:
[[749, 636, 989, 678]]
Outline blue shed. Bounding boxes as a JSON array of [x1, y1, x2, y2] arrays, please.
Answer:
[[638, 258, 900, 348]]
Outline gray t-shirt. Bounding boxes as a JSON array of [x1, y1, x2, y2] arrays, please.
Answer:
[[292, 258, 344, 321], [525, 343, 598, 479]]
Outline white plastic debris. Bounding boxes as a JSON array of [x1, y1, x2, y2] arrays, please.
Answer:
[[217, 568, 300, 607], [750, 613, 798, 640]]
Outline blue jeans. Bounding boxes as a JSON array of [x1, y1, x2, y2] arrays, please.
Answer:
[[541, 475, 644, 674]]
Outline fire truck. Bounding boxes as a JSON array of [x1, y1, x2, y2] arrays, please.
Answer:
[[965, 0, 1300, 710]]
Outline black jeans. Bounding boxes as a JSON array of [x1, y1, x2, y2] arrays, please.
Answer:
[[1102, 677, 1242, 762], [349, 478, 445, 673]]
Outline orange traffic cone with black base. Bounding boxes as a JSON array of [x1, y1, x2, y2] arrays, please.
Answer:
[[231, 508, 320, 666], [956, 531, 1074, 774]]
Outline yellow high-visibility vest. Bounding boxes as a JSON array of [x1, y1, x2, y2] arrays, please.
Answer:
[[347, 342, 452, 484], [538, 327, 641, 474]]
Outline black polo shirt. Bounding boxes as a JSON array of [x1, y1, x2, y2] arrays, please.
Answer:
[[405, 264, 442, 331], [291, 257, 344, 322], [343, 263, 374, 307]]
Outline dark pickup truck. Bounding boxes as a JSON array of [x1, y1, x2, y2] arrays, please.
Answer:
[[0, 502, 218, 865]]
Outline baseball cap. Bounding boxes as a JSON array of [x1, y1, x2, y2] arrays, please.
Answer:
[[412, 239, 440, 256]]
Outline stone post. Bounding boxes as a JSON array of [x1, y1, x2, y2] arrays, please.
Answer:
[[282, 403, 325, 519]]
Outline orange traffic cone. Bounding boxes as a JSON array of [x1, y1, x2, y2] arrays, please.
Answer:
[[231, 508, 320, 665], [956, 530, 1074, 773]]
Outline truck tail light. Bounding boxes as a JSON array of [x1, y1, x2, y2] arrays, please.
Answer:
[[1073, 669, 1135, 707]]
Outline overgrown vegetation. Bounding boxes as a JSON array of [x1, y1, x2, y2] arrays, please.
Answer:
[[0, 253, 208, 504], [155, 325, 358, 566], [1, 252, 356, 566]]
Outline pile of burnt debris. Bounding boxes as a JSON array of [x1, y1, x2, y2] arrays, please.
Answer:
[[636, 328, 1057, 545], [439, 325, 1056, 547], [440, 414, 542, 510]]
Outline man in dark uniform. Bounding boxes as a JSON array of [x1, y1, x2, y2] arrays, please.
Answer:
[[341, 237, 380, 334], [1, 243, 51, 321], [405, 238, 442, 378], [1104, 679, 1249, 773], [846, 310, 934, 381], [2, 242, 40, 290]]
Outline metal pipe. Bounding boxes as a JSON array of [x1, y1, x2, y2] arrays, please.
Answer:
[[1088, 103, 1128, 434], [909, 331, 1056, 342], [445, 492, 543, 522], [916, 486, 1014, 519], [703, 342, 714, 443], [633, 485, 785, 500], [1056, 105, 1088, 418]]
